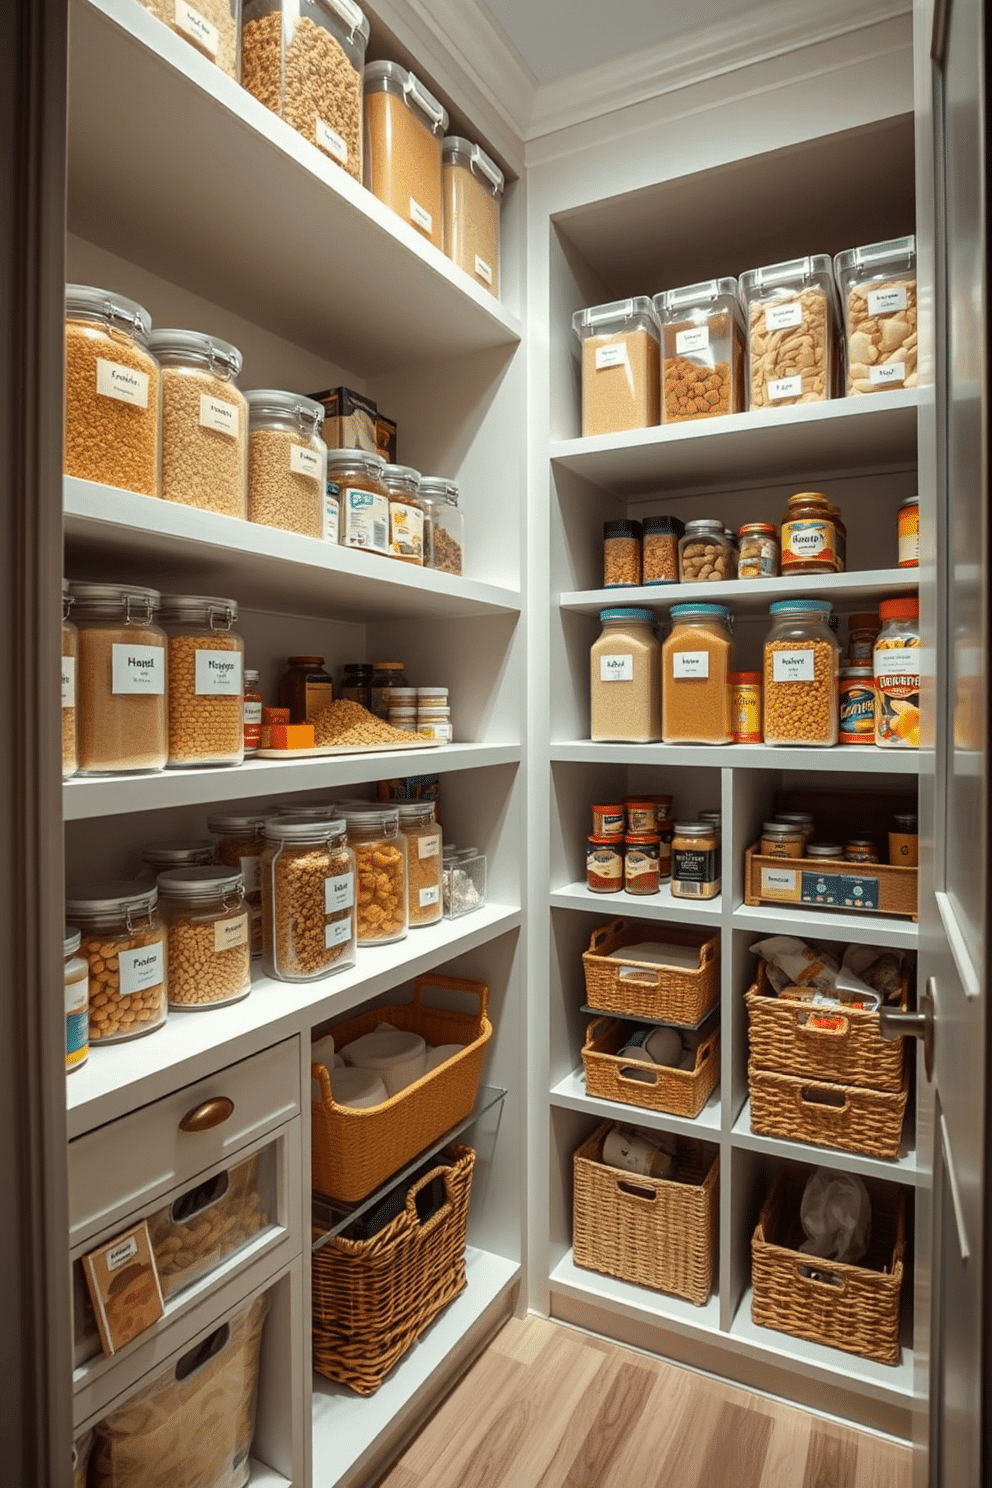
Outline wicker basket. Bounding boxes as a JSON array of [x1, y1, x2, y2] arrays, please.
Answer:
[[582, 920, 719, 1024], [572, 1122, 719, 1305], [748, 1061, 908, 1159], [746, 962, 909, 1092], [581, 1018, 720, 1118], [311, 975, 490, 1203], [312, 1145, 475, 1395], [751, 1166, 905, 1364]]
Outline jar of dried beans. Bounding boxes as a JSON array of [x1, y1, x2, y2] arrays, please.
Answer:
[[148, 329, 248, 518], [260, 818, 357, 981], [364, 60, 448, 247], [763, 600, 840, 747], [572, 298, 660, 437], [603, 519, 642, 588], [654, 277, 745, 423], [157, 866, 252, 1009], [739, 256, 839, 409], [834, 235, 917, 395], [397, 801, 443, 926], [328, 449, 390, 558], [208, 812, 266, 956], [590, 607, 662, 743], [678, 519, 734, 583], [420, 477, 465, 575], [158, 594, 244, 768], [69, 582, 168, 775], [62, 580, 78, 779], [381, 463, 427, 566], [442, 136, 504, 296], [661, 603, 734, 745], [64, 927, 89, 1073], [642, 515, 683, 586], [65, 881, 167, 1044], [139, 0, 242, 78], [342, 806, 408, 944], [874, 597, 921, 748], [246, 389, 326, 538]]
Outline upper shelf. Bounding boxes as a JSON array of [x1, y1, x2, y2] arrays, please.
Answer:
[[67, 0, 521, 377], [551, 391, 919, 499], [561, 567, 918, 618]]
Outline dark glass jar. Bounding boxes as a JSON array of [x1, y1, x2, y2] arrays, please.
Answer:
[[370, 660, 409, 719], [278, 655, 333, 724], [340, 662, 373, 710], [642, 514, 684, 585]]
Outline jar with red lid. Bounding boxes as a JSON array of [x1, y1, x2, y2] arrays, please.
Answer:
[[591, 803, 624, 838], [624, 832, 660, 895], [737, 523, 780, 579], [624, 798, 657, 834], [587, 836, 624, 893]]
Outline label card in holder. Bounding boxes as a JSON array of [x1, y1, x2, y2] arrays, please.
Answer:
[[215, 914, 248, 953], [118, 943, 164, 996], [111, 644, 165, 695], [174, 1, 219, 56], [326, 873, 355, 914], [595, 343, 627, 370], [195, 650, 242, 696], [418, 834, 440, 859], [868, 285, 908, 316], [675, 326, 710, 355], [599, 654, 633, 682], [764, 302, 804, 332], [673, 651, 709, 680], [767, 374, 803, 401], [290, 443, 322, 480], [474, 255, 493, 285], [199, 394, 239, 437], [96, 358, 149, 408], [83, 1219, 164, 1358], [62, 656, 76, 707], [325, 919, 352, 949], [772, 649, 815, 683], [409, 198, 433, 233], [419, 885, 440, 908]]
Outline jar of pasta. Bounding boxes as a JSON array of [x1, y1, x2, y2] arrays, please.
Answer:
[[328, 449, 390, 558], [661, 603, 734, 745], [590, 607, 662, 743], [260, 818, 356, 981], [64, 928, 89, 1073], [874, 597, 921, 748], [62, 580, 78, 779], [207, 812, 266, 956], [157, 867, 252, 1010], [397, 801, 443, 926], [159, 595, 244, 768], [834, 236, 917, 395], [671, 822, 720, 899], [69, 582, 168, 775], [65, 881, 167, 1043], [739, 255, 838, 408], [147, 329, 248, 519], [246, 389, 326, 537], [342, 806, 408, 944], [381, 463, 427, 565], [763, 600, 840, 747]]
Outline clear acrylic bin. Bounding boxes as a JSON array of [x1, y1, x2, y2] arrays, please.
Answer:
[[654, 278, 745, 423], [443, 849, 486, 918], [739, 256, 839, 409], [834, 235, 917, 396]]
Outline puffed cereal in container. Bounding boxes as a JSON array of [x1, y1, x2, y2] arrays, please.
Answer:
[[65, 881, 167, 1044], [208, 811, 266, 956], [834, 236, 917, 395], [246, 389, 326, 538], [147, 329, 248, 519], [762, 600, 839, 747], [158, 594, 244, 768], [654, 278, 745, 423], [139, 0, 242, 78], [573, 298, 660, 437], [442, 136, 504, 296], [364, 60, 447, 247], [739, 256, 839, 408], [64, 927, 89, 1073], [157, 866, 252, 1009], [342, 805, 408, 945], [260, 818, 357, 981], [874, 597, 921, 748], [397, 801, 443, 926]]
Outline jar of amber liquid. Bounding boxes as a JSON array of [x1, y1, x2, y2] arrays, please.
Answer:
[[760, 821, 804, 858], [278, 655, 333, 724]]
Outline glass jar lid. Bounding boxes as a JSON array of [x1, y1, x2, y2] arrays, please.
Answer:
[[325, 448, 386, 479], [776, 812, 815, 825], [157, 865, 244, 900], [673, 821, 713, 837], [207, 812, 267, 833], [245, 389, 325, 431], [599, 607, 655, 622], [65, 880, 158, 920], [264, 818, 346, 843], [158, 594, 239, 627], [841, 665, 874, 677], [141, 840, 215, 867], [669, 603, 731, 619], [147, 329, 242, 377], [380, 463, 422, 494], [397, 801, 436, 823], [65, 284, 152, 342], [808, 843, 844, 857], [442, 136, 505, 196], [275, 803, 342, 822], [67, 581, 162, 619], [64, 927, 82, 957], [642, 514, 685, 536], [342, 805, 399, 831], [418, 476, 460, 505], [363, 61, 448, 132], [683, 519, 726, 536]]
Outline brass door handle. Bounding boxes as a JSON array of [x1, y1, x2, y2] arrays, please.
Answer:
[[879, 980, 935, 1082], [179, 1096, 235, 1133]]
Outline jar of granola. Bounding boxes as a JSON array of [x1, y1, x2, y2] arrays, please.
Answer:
[[342, 806, 408, 944], [397, 801, 443, 926], [246, 389, 326, 537], [260, 818, 356, 982], [159, 594, 244, 768], [603, 519, 642, 588], [65, 881, 167, 1044], [420, 478, 464, 574]]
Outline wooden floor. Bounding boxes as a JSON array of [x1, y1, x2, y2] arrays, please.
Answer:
[[375, 1315, 913, 1488]]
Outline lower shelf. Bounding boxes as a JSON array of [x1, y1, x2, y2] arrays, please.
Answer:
[[248, 1461, 292, 1486], [550, 1066, 722, 1137], [549, 1250, 722, 1337]]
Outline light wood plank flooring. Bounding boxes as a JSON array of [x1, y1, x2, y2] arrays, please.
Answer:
[[375, 1315, 912, 1488]]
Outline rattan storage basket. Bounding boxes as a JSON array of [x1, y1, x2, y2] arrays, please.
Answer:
[[311, 975, 490, 1203], [581, 1017, 720, 1118], [751, 1166, 905, 1364], [312, 1146, 475, 1395], [572, 1122, 719, 1305], [581, 920, 719, 1024], [747, 1062, 908, 1159]]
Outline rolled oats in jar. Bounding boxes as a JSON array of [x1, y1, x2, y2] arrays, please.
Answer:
[[62, 581, 78, 779], [208, 812, 266, 956], [397, 801, 443, 926], [148, 329, 248, 519], [763, 600, 840, 747], [329, 449, 390, 557], [158, 866, 252, 1010], [65, 881, 167, 1044], [64, 928, 89, 1073], [261, 818, 357, 981], [158, 595, 244, 768], [246, 389, 326, 538], [874, 597, 921, 748], [69, 582, 168, 775], [342, 806, 408, 945]]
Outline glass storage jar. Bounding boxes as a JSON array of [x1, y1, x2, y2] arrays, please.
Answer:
[[737, 523, 780, 579], [653, 277, 745, 423], [69, 582, 168, 775], [158, 866, 252, 1009], [243, 668, 263, 755], [397, 801, 443, 926], [64, 927, 89, 1074], [642, 515, 684, 585], [364, 60, 448, 246], [662, 603, 734, 745], [279, 655, 333, 723], [139, 0, 241, 77], [147, 329, 247, 519], [159, 594, 244, 768], [780, 491, 846, 575], [242, 0, 369, 179], [442, 136, 504, 296], [603, 519, 642, 588], [874, 597, 921, 748], [208, 811, 266, 957], [775, 812, 816, 851], [671, 822, 721, 899], [246, 389, 326, 537], [381, 463, 426, 565], [64, 285, 161, 496], [848, 612, 881, 666], [328, 449, 390, 558], [370, 661, 409, 717], [65, 881, 167, 1044], [260, 818, 357, 981], [834, 235, 917, 395], [678, 519, 734, 582], [342, 805, 408, 944], [420, 477, 464, 574], [339, 662, 373, 709], [739, 255, 839, 408], [138, 841, 216, 885], [572, 298, 660, 437], [590, 607, 662, 743], [760, 821, 805, 858], [763, 600, 840, 747], [62, 580, 78, 779]]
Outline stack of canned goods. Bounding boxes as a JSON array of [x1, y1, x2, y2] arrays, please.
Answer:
[[586, 794, 675, 896]]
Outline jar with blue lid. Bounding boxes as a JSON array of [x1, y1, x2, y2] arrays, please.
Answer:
[[590, 607, 661, 742], [662, 602, 734, 744], [763, 599, 839, 747]]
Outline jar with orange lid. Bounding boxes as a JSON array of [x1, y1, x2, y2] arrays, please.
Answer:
[[591, 803, 624, 838], [874, 597, 920, 748], [780, 492, 846, 574], [624, 798, 657, 834], [624, 832, 660, 895], [847, 612, 880, 666], [730, 672, 762, 741], [738, 523, 779, 579]]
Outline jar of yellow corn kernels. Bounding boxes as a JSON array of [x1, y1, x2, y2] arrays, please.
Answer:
[[763, 600, 839, 747], [874, 598, 921, 748], [159, 594, 245, 768], [157, 866, 252, 1010]]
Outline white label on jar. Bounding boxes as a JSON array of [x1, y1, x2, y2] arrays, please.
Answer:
[[290, 444, 322, 481], [174, 1, 219, 55], [199, 393, 239, 437], [762, 866, 798, 894], [326, 873, 355, 914], [869, 362, 905, 385], [390, 501, 424, 560], [764, 302, 803, 332], [243, 701, 262, 725], [868, 285, 908, 316], [215, 914, 248, 953], [111, 644, 165, 695], [599, 654, 633, 682], [786, 524, 827, 555], [118, 942, 164, 996], [419, 885, 440, 908], [595, 343, 628, 370], [673, 651, 710, 680], [676, 326, 710, 355], [418, 722, 452, 741], [62, 656, 76, 707], [96, 358, 149, 408], [325, 919, 352, 949], [767, 374, 804, 400], [773, 648, 816, 682], [418, 833, 440, 859], [107, 1235, 139, 1272], [315, 116, 348, 164], [343, 488, 390, 554], [875, 647, 919, 678], [474, 255, 493, 285], [239, 855, 260, 894], [323, 489, 340, 543], [65, 970, 88, 1017], [410, 198, 433, 233], [195, 649, 242, 696]]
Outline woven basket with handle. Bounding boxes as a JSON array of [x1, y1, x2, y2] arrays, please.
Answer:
[[581, 1017, 719, 1118], [581, 919, 719, 1024], [747, 1061, 908, 1159]]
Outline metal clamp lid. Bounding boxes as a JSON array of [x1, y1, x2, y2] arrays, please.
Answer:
[[158, 594, 239, 628], [263, 817, 347, 842], [156, 865, 245, 900], [325, 448, 386, 477], [381, 463, 422, 489], [207, 812, 268, 833], [244, 388, 325, 430], [67, 581, 162, 623], [65, 879, 158, 926], [418, 476, 459, 504], [65, 284, 153, 342], [341, 805, 400, 829], [141, 840, 215, 866], [147, 329, 243, 378]]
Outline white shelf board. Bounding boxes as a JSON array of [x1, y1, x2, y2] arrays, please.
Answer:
[[550, 879, 723, 926], [68, 0, 521, 376], [312, 1248, 519, 1484], [561, 568, 919, 617], [66, 902, 522, 1136], [732, 902, 918, 950], [731, 1103, 920, 1186], [248, 1462, 291, 1488], [549, 1250, 722, 1339], [550, 739, 921, 776], [550, 390, 919, 499], [550, 1065, 722, 1137], [64, 480, 522, 623], [63, 742, 521, 821]]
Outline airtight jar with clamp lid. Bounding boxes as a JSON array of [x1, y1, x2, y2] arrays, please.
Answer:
[[420, 477, 464, 574], [148, 329, 248, 518], [157, 866, 252, 1010], [398, 801, 443, 926], [381, 463, 426, 565], [590, 608, 661, 743], [137, 840, 215, 885], [343, 806, 408, 944], [443, 136, 504, 296], [65, 881, 167, 1044], [329, 449, 391, 558], [763, 599, 840, 747], [208, 812, 266, 957], [364, 60, 448, 247], [246, 389, 326, 537], [159, 595, 244, 768], [260, 819, 357, 981], [69, 582, 168, 775], [62, 580, 78, 779]]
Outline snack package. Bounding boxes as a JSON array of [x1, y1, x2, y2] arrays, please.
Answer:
[[750, 936, 839, 993]]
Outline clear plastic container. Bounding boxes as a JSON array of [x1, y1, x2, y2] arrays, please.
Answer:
[[69, 583, 168, 775], [246, 389, 326, 537], [443, 848, 486, 918], [260, 818, 357, 980], [590, 607, 662, 743], [137, 841, 216, 884], [442, 136, 504, 296], [874, 597, 921, 748], [139, 0, 241, 77], [65, 882, 167, 1044], [62, 580, 78, 779], [364, 61, 448, 247], [147, 1150, 270, 1302], [157, 866, 252, 1009], [763, 599, 840, 747], [662, 603, 734, 745], [342, 806, 408, 944], [420, 477, 464, 574], [328, 449, 390, 558], [834, 235, 917, 395], [147, 329, 247, 518], [242, 0, 368, 179], [158, 594, 244, 767], [207, 811, 266, 956], [397, 801, 443, 926], [654, 278, 745, 423], [64, 285, 160, 496], [678, 519, 734, 582], [381, 463, 426, 565], [572, 298, 660, 437], [641, 515, 684, 585], [740, 255, 839, 408], [64, 927, 89, 1074], [603, 519, 642, 588]]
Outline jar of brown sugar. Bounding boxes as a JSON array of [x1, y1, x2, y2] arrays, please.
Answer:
[[398, 801, 443, 926], [572, 298, 661, 437], [65, 881, 167, 1044], [260, 818, 356, 982], [642, 515, 684, 586], [69, 582, 168, 775], [603, 519, 642, 588], [587, 835, 624, 893], [442, 136, 504, 296], [671, 822, 721, 899], [624, 832, 660, 895], [364, 60, 448, 247], [148, 329, 248, 519], [62, 581, 78, 779], [159, 594, 245, 768], [662, 603, 734, 745]]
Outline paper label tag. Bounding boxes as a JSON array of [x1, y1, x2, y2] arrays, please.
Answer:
[[240, 855, 260, 894], [111, 644, 165, 695], [675, 326, 710, 355], [326, 873, 355, 914], [599, 653, 633, 682], [83, 1219, 164, 1359], [290, 443, 322, 480], [107, 1235, 139, 1272], [174, 1, 219, 56], [325, 919, 352, 948], [764, 302, 803, 332], [868, 285, 908, 316], [418, 833, 440, 859], [117, 942, 164, 996], [199, 393, 239, 437], [65, 971, 88, 1018], [410, 197, 433, 233], [243, 701, 262, 726], [96, 358, 149, 408], [474, 254, 493, 285], [767, 374, 804, 400], [761, 865, 799, 897], [315, 116, 348, 164], [195, 649, 242, 696], [323, 489, 340, 542], [419, 885, 440, 908], [772, 649, 816, 683], [595, 343, 627, 370], [869, 362, 905, 385], [673, 651, 710, 680], [62, 655, 76, 707], [875, 647, 920, 686], [343, 488, 390, 554], [215, 913, 248, 953]]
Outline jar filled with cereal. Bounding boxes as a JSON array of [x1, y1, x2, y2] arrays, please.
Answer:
[[157, 866, 252, 1010], [397, 801, 443, 926], [207, 812, 267, 957], [65, 881, 167, 1044], [642, 515, 684, 586], [158, 595, 244, 768], [147, 330, 248, 518], [763, 600, 840, 747], [62, 580, 78, 779], [678, 519, 734, 583], [342, 806, 408, 944], [260, 818, 357, 981], [69, 582, 168, 775], [246, 389, 326, 537], [603, 519, 642, 588], [874, 597, 921, 748]]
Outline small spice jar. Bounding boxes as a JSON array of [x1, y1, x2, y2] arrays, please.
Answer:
[[442, 136, 504, 296], [148, 329, 248, 518], [874, 597, 921, 748], [137, 841, 216, 885], [624, 832, 660, 895], [159, 594, 244, 768], [65, 881, 167, 1044], [776, 812, 816, 852], [340, 663, 373, 710], [207, 812, 267, 956], [839, 666, 877, 744], [364, 60, 448, 247], [398, 802, 443, 926], [260, 818, 357, 981], [678, 519, 734, 583], [62, 580, 78, 779], [780, 492, 846, 575], [641, 515, 684, 585], [279, 655, 333, 724], [737, 523, 780, 580], [245, 388, 326, 538], [671, 821, 721, 899], [420, 477, 465, 575], [327, 449, 390, 557], [845, 840, 880, 865], [624, 799, 658, 834], [603, 519, 643, 588], [69, 582, 168, 775], [730, 671, 763, 742], [370, 661, 409, 718], [889, 812, 919, 867], [760, 820, 804, 858], [64, 927, 89, 1074], [157, 866, 252, 1010], [590, 607, 662, 743], [572, 298, 661, 437], [587, 835, 624, 893], [591, 803, 624, 838], [416, 706, 452, 742], [807, 843, 844, 860], [848, 613, 881, 666], [763, 600, 840, 747], [243, 669, 263, 756], [381, 463, 426, 566], [657, 816, 675, 881], [343, 806, 408, 944], [662, 603, 734, 745], [898, 496, 920, 567]]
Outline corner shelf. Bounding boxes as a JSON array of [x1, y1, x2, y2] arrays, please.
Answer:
[[550, 1066, 721, 1138], [548, 1250, 722, 1338]]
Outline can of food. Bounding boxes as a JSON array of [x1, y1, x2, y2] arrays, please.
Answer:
[[839, 666, 877, 744], [587, 835, 624, 893], [591, 802, 625, 838], [898, 496, 919, 567], [730, 672, 762, 742], [845, 839, 880, 863]]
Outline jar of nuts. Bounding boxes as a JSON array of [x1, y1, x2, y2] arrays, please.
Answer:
[[342, 805, 409, 945], [159, 595, 245, 768], [603, 519, 642, 588], [157, 866, 252, 1010], [397, 801, 443, 926], [420, 477, 465, 575], [642, 515, 684, 585], [208, 812, 267, 957], [763, 600, 840, 747], [65, 881, 167, 1044], [678, 520, 734, 583], [69, 582, 168, 775], [739, 255, 839, 408], [62, 580, 78, 779], [260, 818, 357, 981], [246, 389, 327, 538], [147, 329, 248, 519], [834, 235, 917, 396]]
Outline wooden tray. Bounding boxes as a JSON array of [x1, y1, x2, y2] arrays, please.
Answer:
[[256, 737, 441, 759], [744, 845, 918, 920]]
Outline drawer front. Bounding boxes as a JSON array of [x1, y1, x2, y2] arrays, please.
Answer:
[[69, 1038, 300, 1245]]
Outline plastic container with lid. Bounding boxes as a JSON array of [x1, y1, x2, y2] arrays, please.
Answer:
[[678, 519, 734, 582], [65, 881, 167, 1044], [737, 523, 780, 579], [420, 477, 464, 574], [397, 801, 443, 925], [443, 846, 487, 917], [157, 866, 252, 1009], [242, 0, 369, 179], [662, 603, 734, 745], [246, 389, 326, 537], [138, 840, 216, 885], [780, 491, 846, 574], [763, 600, 840, 747], [848, 612, 881, 666], [603, 519, 642, 588], [279, 655, 333, 724], [64, 285, 161, 496], [381, 463, 426, 565], [834, 236, 917, 395], [69, 582, 168, 775], [573, 298, 660, 437], [328, 449, 390, 558], [671, 821, 721, 899], [208, 811, 266, 956], [590, 607, 661, 743], [874, 597, 921, 748], [342, 805, 408, 943], [243, 668, 263, 755], [64, 927, 89, 1074], [370, 661, 409, 718], [260, 818, 356, 980], [139, 0, 241, 77], [739, 255, 839, 408], [147, 329, 247, 518], [364, 60, 448, 247], [62, 580, 78, 779], [159, 594, 244, 768], [443, 136, 504, 295], [654, 278, 745, 423], [641, 514, 684, 585]]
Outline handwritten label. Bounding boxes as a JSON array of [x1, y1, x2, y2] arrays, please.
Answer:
[[869, 362, 905, 385], [96, 358, 149, 408], [195, 649, 242, 696], [290, 444, 322, 480], [117, 943, 164, 996], [474, 254, 493, 285], [106, 1235, 139, 1272], [595, 343, 627, 370], [215, 914, 248, 953], [325, 873, 355, 914], [772, 649, 815, 683], [767, 374, 803, 401], [418, 833, 440, 859], [325, 919, 353, 949], [673, 651, 709, 679], [868, 285, 908, 316], [675, 326, 710, 355], [761, 866, 799, 896], [764, 302, 803, 332], [315, 116, 348, 164], [199, 394, 239, 437], [409, 197, 433, 233], [111, 644, 165, 695], [599, 653, 633, 682], [174, 1, 219, 56]]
